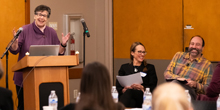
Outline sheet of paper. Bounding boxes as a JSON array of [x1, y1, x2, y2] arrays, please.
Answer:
[[116, 72, 143, 87]]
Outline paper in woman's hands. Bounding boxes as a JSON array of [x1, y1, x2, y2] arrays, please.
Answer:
[[116, 72, 143, 87]]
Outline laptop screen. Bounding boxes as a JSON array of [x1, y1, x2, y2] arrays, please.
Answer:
[[29, 45, 60, 56]]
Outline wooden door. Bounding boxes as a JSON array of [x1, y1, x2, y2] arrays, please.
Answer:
[[0, 0, 28, 109], [114, 0, 183, 60], [184, 0, 220, 61]]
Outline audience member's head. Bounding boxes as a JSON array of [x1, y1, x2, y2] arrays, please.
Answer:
[[152, 83, 193, 110], [76, 62, 124, 110], [0, 61, 4, 79]]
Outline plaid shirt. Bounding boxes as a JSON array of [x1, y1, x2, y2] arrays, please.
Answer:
[[164, 52, 213, 94]]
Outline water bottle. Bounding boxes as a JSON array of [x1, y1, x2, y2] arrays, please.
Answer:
[[217, 94, 220, 110], [111, 86, 118, 103], [142, 88, 152, 110], [48, 90, 58, 110], [76, 92, 81, 103], [185, 90, 191, 103]]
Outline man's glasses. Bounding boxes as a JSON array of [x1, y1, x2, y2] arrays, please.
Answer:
[[35, 12, 48, 18], [137, 51, 147, 55]]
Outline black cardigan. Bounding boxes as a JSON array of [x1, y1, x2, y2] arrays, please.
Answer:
[[116, 62, 158, 97]]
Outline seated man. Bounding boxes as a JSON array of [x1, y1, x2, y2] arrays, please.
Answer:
[[197, 62, 220, 101], [0, 60, 14, 110], [164, 35, 213, 100]]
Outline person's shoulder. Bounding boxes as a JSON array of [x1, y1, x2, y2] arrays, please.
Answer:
[[146, 63, 154, 67], [146, 63, 156, 70], [175, 51, 186, 56], [0, 87, 12, 96], [171, 52, 186, 59], [217, 62, 220, 67], [200, 56, 212, 65], [46, 25, 57, 33], [120, 63, 131, 68], [22, 23, 32, 31], [115, 102, 125, 110], [146, 63, 155, 68], [59, 103, 75, 110]]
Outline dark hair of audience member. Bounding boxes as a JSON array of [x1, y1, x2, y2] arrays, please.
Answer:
[[75, 62, 124, 110], [0, 61, 3, 79]]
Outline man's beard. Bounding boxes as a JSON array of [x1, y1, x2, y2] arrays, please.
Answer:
[[188, 48, 202, 57]]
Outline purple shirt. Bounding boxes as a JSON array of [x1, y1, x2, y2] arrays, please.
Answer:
[[197, 62, 220, 101], [9, 21, 60, 86], [206, 62, 220, 97]]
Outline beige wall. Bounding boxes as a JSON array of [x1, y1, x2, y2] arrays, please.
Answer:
[[30, 0, 112, 103]]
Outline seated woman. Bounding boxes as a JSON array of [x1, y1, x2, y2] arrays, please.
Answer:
[[116, 42, 158, 108], [60, 62, 124, 110], [152, 83, 193, 110], [197, 62, 220, 101]]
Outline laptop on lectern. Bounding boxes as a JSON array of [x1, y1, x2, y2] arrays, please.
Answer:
[[29, 45, 60, 56]]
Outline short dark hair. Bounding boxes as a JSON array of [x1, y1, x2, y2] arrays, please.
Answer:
[[34, 5, 51, 18], [189, 35, 205, 47]]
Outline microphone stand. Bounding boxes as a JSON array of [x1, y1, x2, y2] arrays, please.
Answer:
[[83, 32, 85, 67], [1, 36, 18, 89]]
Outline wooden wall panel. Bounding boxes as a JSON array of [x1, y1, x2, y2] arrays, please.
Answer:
[[0, 0, 25, 109], [114, 0, 183, 60], [184, 0, 220, 61]]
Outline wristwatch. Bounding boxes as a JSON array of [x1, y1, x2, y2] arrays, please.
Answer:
[[61, 43, 66, 48]]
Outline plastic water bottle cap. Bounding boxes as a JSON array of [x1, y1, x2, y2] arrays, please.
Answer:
[[51, 90, 55, 93], [146, 88, 150, 91]]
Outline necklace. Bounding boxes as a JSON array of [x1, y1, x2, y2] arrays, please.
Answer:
[[134, 66, 139, 72], [134, 68, 138, 72]]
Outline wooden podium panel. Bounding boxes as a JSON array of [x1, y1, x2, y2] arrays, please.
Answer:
[[12, 55, 79, 110]]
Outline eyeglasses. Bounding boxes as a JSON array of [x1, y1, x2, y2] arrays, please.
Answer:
[[35, 12, 48, 18], [137, 51, 147, 55]]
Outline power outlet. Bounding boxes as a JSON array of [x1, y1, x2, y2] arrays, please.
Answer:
[[73, 89, 78, 98]]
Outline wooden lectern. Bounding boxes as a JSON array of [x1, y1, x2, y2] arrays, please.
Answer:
[[12, 55, 79, 110]]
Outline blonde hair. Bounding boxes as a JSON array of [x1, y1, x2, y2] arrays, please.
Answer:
[[152, 83, 191, 110]]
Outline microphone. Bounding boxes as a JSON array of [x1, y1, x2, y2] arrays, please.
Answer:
[[80, 18, 90, 37], [14, 27, 23, 38]]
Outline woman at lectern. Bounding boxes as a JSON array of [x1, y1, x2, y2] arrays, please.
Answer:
[[9, 5, 70, 110], [116, 42, 158, 108]]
